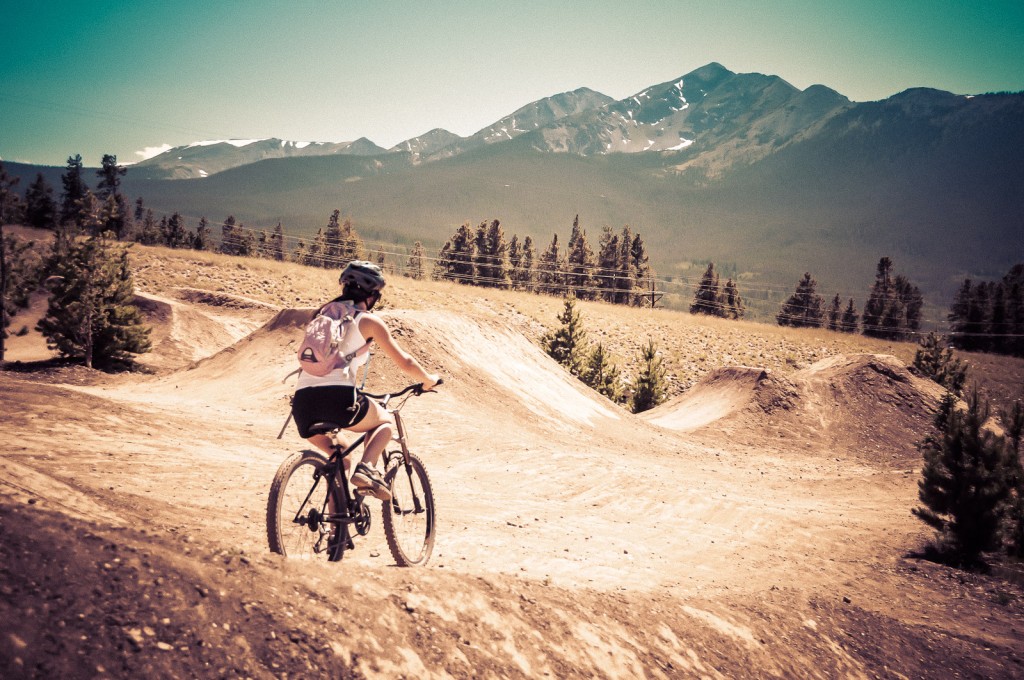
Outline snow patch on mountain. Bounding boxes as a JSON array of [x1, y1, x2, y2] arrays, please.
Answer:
[[188, 139, 263, 149]]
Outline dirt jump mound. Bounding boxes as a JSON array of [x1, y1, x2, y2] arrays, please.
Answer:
[[132, 291, 277, 372], [645, 354, 946, 463], [644, 366, 771, 432]]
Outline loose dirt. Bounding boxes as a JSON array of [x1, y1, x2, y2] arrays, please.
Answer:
[[2, 245, 1023, 678]]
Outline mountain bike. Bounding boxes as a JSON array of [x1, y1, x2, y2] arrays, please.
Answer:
[[266, 381, 439, 566]]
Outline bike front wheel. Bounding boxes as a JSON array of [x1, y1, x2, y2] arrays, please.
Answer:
[[382, 453, 436, 566], [267, 450, 343, 562]]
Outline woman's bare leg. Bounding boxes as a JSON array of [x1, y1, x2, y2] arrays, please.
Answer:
[[345, 399, 394, 468]]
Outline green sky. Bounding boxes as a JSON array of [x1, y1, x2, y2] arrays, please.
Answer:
[[2, 0, 1022, 166]]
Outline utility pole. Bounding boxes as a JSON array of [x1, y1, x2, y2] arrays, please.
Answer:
[[642, 275, 663, 309]]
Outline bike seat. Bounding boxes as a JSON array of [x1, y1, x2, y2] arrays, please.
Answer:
[[308, 421, 343, 436]]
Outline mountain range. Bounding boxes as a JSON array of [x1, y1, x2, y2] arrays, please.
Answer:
[[129, 63, 852, 179], [7, 62, 1023, 318]]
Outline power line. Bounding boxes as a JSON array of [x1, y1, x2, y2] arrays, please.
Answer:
[[128, 207, 1024, 337]]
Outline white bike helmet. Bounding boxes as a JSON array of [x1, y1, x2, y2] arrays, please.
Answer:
[[339, 260, 386, 292]]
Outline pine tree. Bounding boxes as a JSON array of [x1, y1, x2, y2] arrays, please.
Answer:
[[433, 242, 452, 280], [840, 298, 860, 333], [473, 222, 488, 285], [60, 154, 87, 228], [948, 279, 973, 345], [827, 294, 842, 331], [1, 163, 23, 362], [777, 272, 825, 327], [236, 223, 256, 257], [406, 241, 425, 280], [24, 173, 58, 231], [615, 225, 635, 304], [880, 295, 906, 337], [862, 256, 893, 336], [507, 235, 522, 289], [115, 194, 133, 239], [474, 219, 507, 288], [293, 239, 310, 266], [629, 338, 667, 413], [580, 342, 622, 402], [307, 228, 327, 267], [990, 284, 1008, 354], [135, 209, 160, 246], [519, 235, 536, 293], [566, 216, 596, 299], [269, 222, 285, 261], [76, 190, 104, 238], [448, 223, 476, 283], [895, 274, 924, 337], [914, 390, 1018, 563], [596, 226, 619, 303], [37, 235, 151, 369], [324, 210, 343, 267], [1001, 401, 1024, 557], [913, 332, 968, 395], [963, 283, 991, 351], [948, 265, 1024, 357], [690, 263, 722, 316], [194, 217, 211, 252], [542, 296, 588, 377], [162, 212, 188, 249], [629, 232, 650, 306], [537, 233, 564, 295], [1, 162, 34, 360], [1, 231, 42, 361], [723, 278, 744, 319], [255, 230, 270, 259], [338, 217, 364, 263], [863, 257, 923, 340], [99, 194, 122, 239], [95, 154, 126, 201], [220, 216, 240, 256], [1005, 266, 1024, 357], [567, 215, 582, 253], [0, 196, 23, 227]]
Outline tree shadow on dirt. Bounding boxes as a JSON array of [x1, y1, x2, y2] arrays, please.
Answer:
[[1, 356, 154, 376]]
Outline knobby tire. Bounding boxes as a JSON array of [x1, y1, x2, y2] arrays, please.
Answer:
[[266, 450, 343, 562], [382, 453, 436, 567]]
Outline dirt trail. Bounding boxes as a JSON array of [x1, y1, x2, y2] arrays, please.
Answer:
[[2, 291, 1022, 678]]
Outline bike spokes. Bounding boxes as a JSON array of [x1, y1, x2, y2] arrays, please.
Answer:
[[382, 454, 435, 566], [268, 451, 342, 561]]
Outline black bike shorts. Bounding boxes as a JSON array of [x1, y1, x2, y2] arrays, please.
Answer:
[[292, 386, 370, 438]]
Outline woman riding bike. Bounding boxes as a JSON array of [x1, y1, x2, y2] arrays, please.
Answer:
[[290, 260, 440, 500]]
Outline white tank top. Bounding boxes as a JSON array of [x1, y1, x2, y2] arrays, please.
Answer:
[[296, 304, 371, 389]]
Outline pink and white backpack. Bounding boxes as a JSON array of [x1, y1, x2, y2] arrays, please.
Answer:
[[296, 302, 371, 377]]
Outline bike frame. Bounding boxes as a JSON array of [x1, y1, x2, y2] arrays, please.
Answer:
[[297, 387, 421, 546]]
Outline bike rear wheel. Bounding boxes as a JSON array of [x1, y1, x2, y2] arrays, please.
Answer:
[[267, 450, 343, 562], [382, 453, 436, 566]]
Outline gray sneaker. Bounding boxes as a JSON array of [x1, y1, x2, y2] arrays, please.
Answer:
[[351, 463, 391, 501]]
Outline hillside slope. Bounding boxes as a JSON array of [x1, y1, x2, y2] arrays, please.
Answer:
[[2, 246, 1023, 677]]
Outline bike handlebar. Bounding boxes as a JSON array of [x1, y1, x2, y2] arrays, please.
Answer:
[[362, 378, 443, 402]]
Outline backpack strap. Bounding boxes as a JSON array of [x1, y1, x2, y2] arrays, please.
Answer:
[[341, 336, 374, 364]]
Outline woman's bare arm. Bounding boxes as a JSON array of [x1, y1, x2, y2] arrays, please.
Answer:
[[358, 314, 439, 389]]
